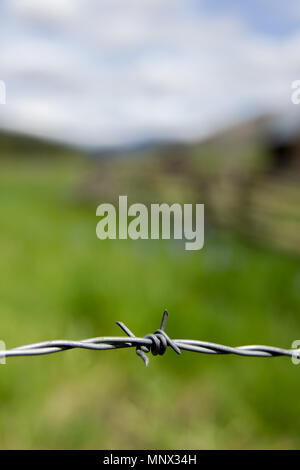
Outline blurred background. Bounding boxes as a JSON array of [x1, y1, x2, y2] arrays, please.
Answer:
[[1, 0, 300, 450]]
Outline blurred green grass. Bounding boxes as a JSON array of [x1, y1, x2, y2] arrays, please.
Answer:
[[0, 156, 300, 449]]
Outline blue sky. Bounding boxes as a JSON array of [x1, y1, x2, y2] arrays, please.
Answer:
[[199, 0, 300, 36], [0, 0, 300, 148]]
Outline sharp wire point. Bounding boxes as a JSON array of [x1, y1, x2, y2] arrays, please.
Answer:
[[116, 321, 135, 338], [161, 310, 168, 331]]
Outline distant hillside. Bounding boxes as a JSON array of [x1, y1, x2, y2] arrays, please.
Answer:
[[0, 113, 273, 162], [0, 129, 78, 157]]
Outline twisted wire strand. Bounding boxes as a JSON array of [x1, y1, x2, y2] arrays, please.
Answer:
[[1, 311, 299, 366]]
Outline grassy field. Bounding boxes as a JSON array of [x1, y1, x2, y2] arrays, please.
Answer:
[[0, 156, 300, 449]]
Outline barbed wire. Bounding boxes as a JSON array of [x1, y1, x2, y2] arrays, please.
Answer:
[[1, 311, 299, 366]]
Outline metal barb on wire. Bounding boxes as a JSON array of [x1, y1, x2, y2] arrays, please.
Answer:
[[116, 310, 180, 366], [1, 309, 300, 366]]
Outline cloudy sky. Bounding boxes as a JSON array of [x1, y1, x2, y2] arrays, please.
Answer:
[[0, 0, 300, 148]]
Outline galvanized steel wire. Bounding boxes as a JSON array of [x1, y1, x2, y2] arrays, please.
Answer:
[[1, 311, 300, 366]]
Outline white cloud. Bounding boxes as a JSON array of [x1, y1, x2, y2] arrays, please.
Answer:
[[7, 0, 80, 23], [0, 0, 300, 147]]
